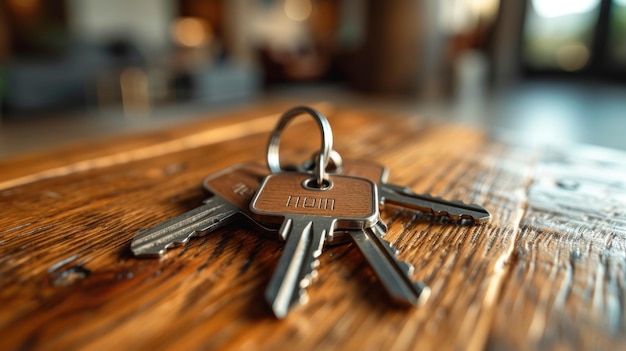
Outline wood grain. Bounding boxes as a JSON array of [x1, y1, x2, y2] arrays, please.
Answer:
[[0, 102, 335, 190], [1, 105, 625, 350]]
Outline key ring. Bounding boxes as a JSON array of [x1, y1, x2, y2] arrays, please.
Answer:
[[299, 149, 344, 174], [267, 106, 333, 187]]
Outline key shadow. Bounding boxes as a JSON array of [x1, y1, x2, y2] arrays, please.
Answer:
[[324, 243, 417, 314]]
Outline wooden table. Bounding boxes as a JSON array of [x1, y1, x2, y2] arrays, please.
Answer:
[[1, 103, 625, 350]]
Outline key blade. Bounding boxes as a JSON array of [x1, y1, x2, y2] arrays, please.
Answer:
[[265, 218, 326, 319], [381, 184, 491, 224], [131, 197, 238, 257], [350, 223, 430, 306]]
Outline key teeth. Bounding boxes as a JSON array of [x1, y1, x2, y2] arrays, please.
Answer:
[[131, 234, 176, 257], [130, 202, 240, 258], [132, 240, 181, 257], [389, 244, 399, 256], [384, 185, 491, 223], [300, 261, 320, 289], [358, 227, 428, 306], [398, 261, 415, 277], [420, 195, 491, 223], [284, 265, 317, 318], [376, 234, 399, 256], [374, 220, 389, 235], [131, 226, 205, 257], [298, 291, 309, 306], [372, 232, 416, 277], [381, 239, 414, 276], [414, 283, 431, 306]]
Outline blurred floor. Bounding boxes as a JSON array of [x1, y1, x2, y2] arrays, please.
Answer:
[[1, 80, 626, 160]]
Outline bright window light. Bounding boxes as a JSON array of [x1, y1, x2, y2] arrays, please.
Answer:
[[532, 0, 600, 17]]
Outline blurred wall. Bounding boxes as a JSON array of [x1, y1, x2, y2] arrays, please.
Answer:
[[67, 0, 175, 54], [0, 4, 9, 60]]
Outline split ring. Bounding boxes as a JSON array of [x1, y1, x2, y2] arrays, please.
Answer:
[[266, 106, 333, 187]]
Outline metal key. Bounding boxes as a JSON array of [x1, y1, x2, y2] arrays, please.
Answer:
[[302, 157, 491, 224], [131, 162, 269, 257], [380, 184, 491, 224], [300, 160, 429, 305], [351, 222, 430, 306], [250, 172, 379, 318]]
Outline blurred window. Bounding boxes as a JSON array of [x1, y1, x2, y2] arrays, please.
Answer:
[[609, 0, 626, 67], [523, 0, 601, 72], [523, 0, 626, 78]]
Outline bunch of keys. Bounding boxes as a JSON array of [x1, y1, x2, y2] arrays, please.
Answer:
[[131, 106, 491, 318]]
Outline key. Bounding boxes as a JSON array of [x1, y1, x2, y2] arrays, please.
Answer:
[[350, 221, 430, 306], [250, 172, 379, 318], [131, 162, 270, 257], [301, 157, 491, 224], [301, 160, 430, 305], [380, 183, 491, 223]]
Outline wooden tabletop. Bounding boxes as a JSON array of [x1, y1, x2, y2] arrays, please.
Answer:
[[1, 103, 625, 350]]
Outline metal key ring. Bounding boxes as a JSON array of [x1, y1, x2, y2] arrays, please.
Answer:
[[267, 106, 333, 187], [299, 149, 344, 174]]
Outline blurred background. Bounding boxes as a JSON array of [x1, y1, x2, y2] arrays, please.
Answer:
[[1, 0, 625, 157]]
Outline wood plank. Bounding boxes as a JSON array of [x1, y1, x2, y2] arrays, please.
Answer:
[[488, 145, 626, 350], [0, 106, 624, 350], [0, 103, 335, 190]]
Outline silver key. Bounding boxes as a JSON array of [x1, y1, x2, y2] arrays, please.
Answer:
[[315, 161, 429, 305], [131, 162, 269, 257], [250, 172, 379, 318], [302, 157, 491, 224], [349, 221, 430, 305], [380, 184, 491, 224]]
